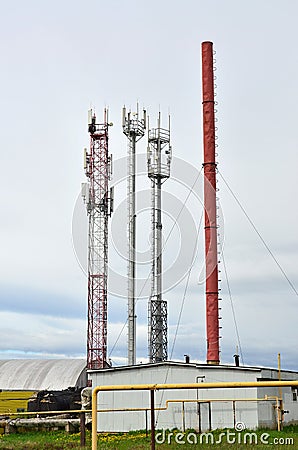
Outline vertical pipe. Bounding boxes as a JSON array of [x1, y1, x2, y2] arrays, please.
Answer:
[[156, 150, 162, 303], [277, 353, 283, 430], [208, 402, 212, 431], [149, 178, 155, 363], [278, 353, 282, 399], [277, 398, 281, 432], [232, 401, 236, 429], [92, 391, 97, 450], [202, 41, 220, 365], [145, 409, 148, 437], [150, 390, 156, 450], [124, 107, 146, 365], [148, 113, 170, 363], [155, 115, 163, 362], [80, 412, 86, 447], [128, 135, 136, 366], [182, 401, 186, 432], [156, 178, 162, 361]]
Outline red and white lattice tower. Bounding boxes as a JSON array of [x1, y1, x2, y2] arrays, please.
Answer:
[[82, 108, 113, 370]]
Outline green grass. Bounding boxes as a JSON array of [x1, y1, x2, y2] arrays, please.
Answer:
[[0, 430, 87, 449], [0, 426, 297, 449]]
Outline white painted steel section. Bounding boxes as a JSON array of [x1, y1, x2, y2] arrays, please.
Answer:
[[123, 107, 146, 366]]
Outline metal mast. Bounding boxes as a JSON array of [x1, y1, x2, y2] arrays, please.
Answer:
[[122, 105, 146, 366], [201, 41, 220, 365], [82, 108, 113, 370], [147, 112, 172, 363]]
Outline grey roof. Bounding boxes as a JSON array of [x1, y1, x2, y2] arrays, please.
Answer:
[[0, 359, 86, 390], [88, 361, 298, 375], [88, 360, 262, 374]]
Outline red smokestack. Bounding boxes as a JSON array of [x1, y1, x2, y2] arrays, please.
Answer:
[[202, 41, 220, 364]]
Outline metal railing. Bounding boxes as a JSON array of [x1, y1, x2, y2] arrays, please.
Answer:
[[92, 380, 298, 450]]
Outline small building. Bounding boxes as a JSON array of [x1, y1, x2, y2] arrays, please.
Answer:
[[0, 359, 86, 414], [89, 362, 298, 431]]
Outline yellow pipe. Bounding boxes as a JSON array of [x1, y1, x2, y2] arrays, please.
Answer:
[[17, 396, 260, 416], [277, 353, 283, 430], [91, 380, 298, 450], [93, 380, 298, 393], [266, 395, 281, 432], [2, 395, 279, 448], [5, 397, 274, 417], [278, 353, 282, 398], [166, 397, 273, 405], [92, 387, 98, 449]]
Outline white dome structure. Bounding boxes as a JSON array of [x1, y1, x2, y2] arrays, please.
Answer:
[[0, 359, 86, 390]]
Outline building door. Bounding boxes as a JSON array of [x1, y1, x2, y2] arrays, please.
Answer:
[[198, 401, 211, 432]]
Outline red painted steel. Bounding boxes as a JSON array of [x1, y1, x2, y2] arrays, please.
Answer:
[[87, 110, 109, 370], [202, 41, 220, 364]]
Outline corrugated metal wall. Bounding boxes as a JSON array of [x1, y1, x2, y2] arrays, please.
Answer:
[[90, 363, 260, 431]]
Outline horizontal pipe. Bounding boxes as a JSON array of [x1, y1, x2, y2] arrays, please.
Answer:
[[91, 380, 298, 450], [6, 418, 80, 426], [8, 409, 90, 416], [10, 395, 276, 415], [1, 396, 282, 438], [93, 380, 298, 393], [166, 397, 276, 404], [0, 396, 280, 422], [100, 396, 276, 413]]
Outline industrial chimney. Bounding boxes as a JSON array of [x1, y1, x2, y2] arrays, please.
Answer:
[[202, 41, 220, 365]]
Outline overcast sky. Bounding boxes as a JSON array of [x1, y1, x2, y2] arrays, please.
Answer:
[[0, 0, 297, 371]]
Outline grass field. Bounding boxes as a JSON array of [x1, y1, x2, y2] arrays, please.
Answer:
[[0, 426, 297, 449]]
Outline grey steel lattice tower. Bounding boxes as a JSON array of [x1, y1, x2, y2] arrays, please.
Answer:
[[122, 106, 146, 366], [82, 108, 113, 370], [147, 112, 172, 363]]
